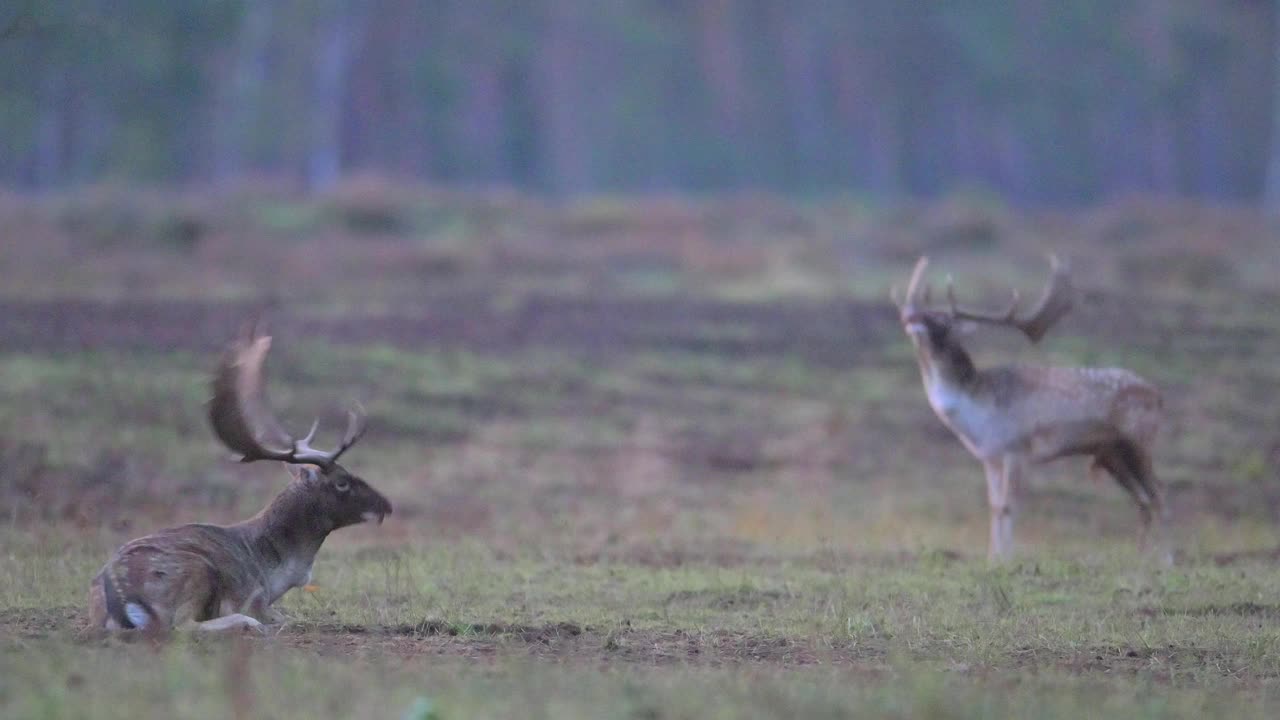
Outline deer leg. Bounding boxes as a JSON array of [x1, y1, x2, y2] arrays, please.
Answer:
[[1095, 443, 1168, 563], [1088, 458, 1107, 486], [984, 457, 1014, 561], [210, 588, 281, 626], [1094, 447, 1143, 519], [1115, 440, 1171, 564], [263, 607, 288, 624], [999, 454, 1023, 558], [1093, 448, 1133, 493], [192, 613, 266, 633], [246, 593, 289, 625]]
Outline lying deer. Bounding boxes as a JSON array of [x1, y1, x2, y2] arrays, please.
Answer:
[[87, 326, 392, 632], [892, 256, 1165, 561]]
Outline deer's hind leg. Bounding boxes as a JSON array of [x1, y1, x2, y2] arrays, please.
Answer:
[[1123, 440, 1164, 522], [1094, 441, 1168, 562], [1093, 448, 1145, 525], [1115, 438, 1169, 562]]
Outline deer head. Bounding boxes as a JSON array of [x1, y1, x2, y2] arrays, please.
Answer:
[[208, 323, 391, 528], [892, 254, 1074, 359]]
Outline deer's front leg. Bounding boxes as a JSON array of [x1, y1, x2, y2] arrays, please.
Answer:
[[260, 605, 289, 625], [192, 613, 266, 633], [219, 587, 283, 626], [983, 456, 1017, 561], [999, 454, 1024, 558]]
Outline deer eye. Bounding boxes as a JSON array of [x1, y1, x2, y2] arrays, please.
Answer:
[[333, 476, 350, 492]]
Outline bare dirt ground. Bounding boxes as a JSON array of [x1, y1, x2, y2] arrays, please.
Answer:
[[7, 600, 1271, 685]]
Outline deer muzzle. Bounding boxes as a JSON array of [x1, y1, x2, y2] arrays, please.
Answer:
[[362, 495, 392, 525], [903, 316, 929, 338]]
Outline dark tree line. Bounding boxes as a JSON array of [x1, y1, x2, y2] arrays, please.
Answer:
[[2, 0, 1278, 205]]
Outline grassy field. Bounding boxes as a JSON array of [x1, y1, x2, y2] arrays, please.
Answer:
[[3, 184, 1280, 718]]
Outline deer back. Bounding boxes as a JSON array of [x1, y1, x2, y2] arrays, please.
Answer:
[[976, 365, 1162, 460]]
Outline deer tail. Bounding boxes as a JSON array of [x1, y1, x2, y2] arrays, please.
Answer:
[[98, 567, 156, 630]]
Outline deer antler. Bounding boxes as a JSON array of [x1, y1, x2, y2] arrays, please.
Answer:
[[944, 255, 1074, 343], [892, 256, 932, 312], [208, 323, 366, 469]]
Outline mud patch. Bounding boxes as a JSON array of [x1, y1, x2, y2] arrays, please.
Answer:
[[290, 619, 584, 642], [277, 621, 887, 668], [572, 544, 966, 570], [1143, 602, 1280, 618], [1212, 547, 1280, 566], [0, 606, 82, 639], [1057, 644, 1240, 683], [3, 608, 1274, 679]]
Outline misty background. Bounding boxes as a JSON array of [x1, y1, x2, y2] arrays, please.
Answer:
[[2, 1, 1279, 206]]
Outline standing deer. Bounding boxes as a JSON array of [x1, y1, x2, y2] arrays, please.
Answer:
[[892, 256, 1166, 561], [87, 326, 392, 632]]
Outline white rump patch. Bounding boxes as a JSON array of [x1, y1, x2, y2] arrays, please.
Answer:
[[125, 602, 151, 629]]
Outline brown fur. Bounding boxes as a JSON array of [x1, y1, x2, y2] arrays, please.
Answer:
[[896, 259, 1167, 561], [86, 325, 392, 632], [88, 464, 391, 631]]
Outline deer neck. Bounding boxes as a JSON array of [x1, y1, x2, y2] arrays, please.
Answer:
[[914, 334, 979, 394], [912, 332, 1023, 459], [232, 484, 333, 600]]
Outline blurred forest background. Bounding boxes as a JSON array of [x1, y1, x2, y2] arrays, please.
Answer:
[[3, 0, 1280, 205]]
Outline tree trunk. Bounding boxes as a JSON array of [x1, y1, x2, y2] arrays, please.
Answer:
[[213, 0, 274, 184], [776, 3, 824, 185], [535, 0, 592, 193], [866, 97, 902, 196], [453, 3, 507, 183], [695, 0, 748, 182], [307, 0, 365, 191], [1264, 0, 1280, 213], [1138, 0, 1178, 195], [34, 63, 66, 189]]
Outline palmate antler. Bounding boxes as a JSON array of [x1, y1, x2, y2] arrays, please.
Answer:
[[208, 323, 366, 469], [896, 254, 1074, 344], [945, 255, 1073, 343]]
